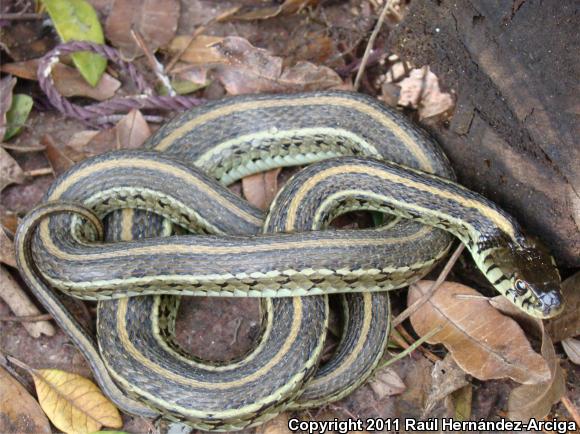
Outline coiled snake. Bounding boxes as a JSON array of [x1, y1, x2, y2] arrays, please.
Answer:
[[15, 92, 563, 430]]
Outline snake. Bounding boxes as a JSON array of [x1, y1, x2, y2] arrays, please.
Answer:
[[14, 92, 563, 430]]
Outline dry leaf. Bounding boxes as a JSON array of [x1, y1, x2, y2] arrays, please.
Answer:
[[0, 76, 16, 139], [114, 109, 151, 149], [561, 338, 580, 365], [105, 0, 180, 59], [44, 137, 74, 176], [1, 60, 121, 101], [394, 354, 433, 418], [0, 209, 19, 234], [170, 36, 344, 95], [0, 265, 55, 337], [167, 35, 225, 66], [255, 412, 292, 434], [369, 366, 406, 399], [0, 147, 26, 191], [450, 384, 473, 421], [507, 321, 566, 421], [60, 111, 150, 162], [398, 66, 454, 120], [423, 354, 468, 417], [0, 366, 51, 434], [0, 226, 16, 267], [545, 271, 580, 342], [408, 281, 550, 385], [66, 130, 100, 153], [31, 369, 122, 434], [242, 168, 281, 210]]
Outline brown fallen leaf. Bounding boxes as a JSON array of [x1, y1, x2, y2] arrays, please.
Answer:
[[284, 33, 335, 66], [0, 147, 26, 191], [0, 366, 51, 434], [62, 110, 150, 160], [507, 321, 566, 421], [242, 168, 281, 210], [545, 271, 580, 342], [65, 130, 100, 154], [562, 338, 580, 365], [27, 368, 123, 434], [168, 36, 344, 95], [167, 35, 226, 66], [422, 354, 468, 417], [1, 60, 121, 101], [398, 66, 454, 120], [43, 136, 74, 176], [394, 353, 433, 418], [0, 76, 16, 139], [105, 0, 180, 59], [368, 366, 406, 399], [0, 208, 19, 234], [408, 280, 550, 385], [0, 265, 55, 337], [0, 226, 16, 268], [114, 109, 151, 149], [255, 412, 292, 434], [215, 38, 345, 94]]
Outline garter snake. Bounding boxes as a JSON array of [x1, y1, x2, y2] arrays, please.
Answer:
[[14, 92, 563, 430]]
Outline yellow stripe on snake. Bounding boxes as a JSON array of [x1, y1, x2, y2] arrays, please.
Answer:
[[14, 92, 563, 430]]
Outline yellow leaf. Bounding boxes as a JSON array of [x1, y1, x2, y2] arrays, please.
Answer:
[[31, 369, 122, 434]]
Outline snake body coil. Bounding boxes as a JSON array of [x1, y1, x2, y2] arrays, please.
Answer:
[[15, 92, 563, 430]]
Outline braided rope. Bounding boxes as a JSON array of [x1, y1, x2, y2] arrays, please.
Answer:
[[37, 41, 205, 126]]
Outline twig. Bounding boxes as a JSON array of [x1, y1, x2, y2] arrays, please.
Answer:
[[392, 243, 465, 327], [354, 0, 396, 90], [24, 167, 53, 177], [0, 352, 35, 395], [0, 313, 53, 322], [396, 324, 441, 363], [131, 29, 175, 97], [561, 395, 580, 427], [380, 325, 442, 368], [0, 13, 42, 21], [453, 294, 488, 301], [1, 143, 46, 153]]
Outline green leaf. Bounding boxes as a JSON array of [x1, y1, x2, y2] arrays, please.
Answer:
[[4, 94, 33, 140], [43, 0, 106, 87]]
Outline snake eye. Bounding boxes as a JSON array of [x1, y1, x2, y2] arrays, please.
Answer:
[[514, 279, 527, 295]]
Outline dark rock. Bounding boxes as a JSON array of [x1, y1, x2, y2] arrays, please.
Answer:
[[389, 0, 579, 266]]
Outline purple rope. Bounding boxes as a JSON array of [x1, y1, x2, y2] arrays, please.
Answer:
[[37, 41, 204, 126]]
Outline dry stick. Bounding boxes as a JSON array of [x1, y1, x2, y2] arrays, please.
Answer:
[[561, 396, 580, 427], [380, 325, 442, 369], [395, 324, 441, 363], [354, 0, 396, 90], [392, 243, 465, 327], [24, 167, 53, 177], [1, 143, 46, 153], [131, 29, 175, 97], [0, 313, 53, 322], [0, 13, 42, 20]]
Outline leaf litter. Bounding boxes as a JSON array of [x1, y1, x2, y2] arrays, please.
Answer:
[[0, 0, 577, 430]]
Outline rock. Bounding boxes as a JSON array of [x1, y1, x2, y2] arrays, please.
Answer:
[[388, 0, 579, 266]]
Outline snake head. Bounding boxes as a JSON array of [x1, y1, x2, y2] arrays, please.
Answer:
[[489, 238, 563, 319]]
